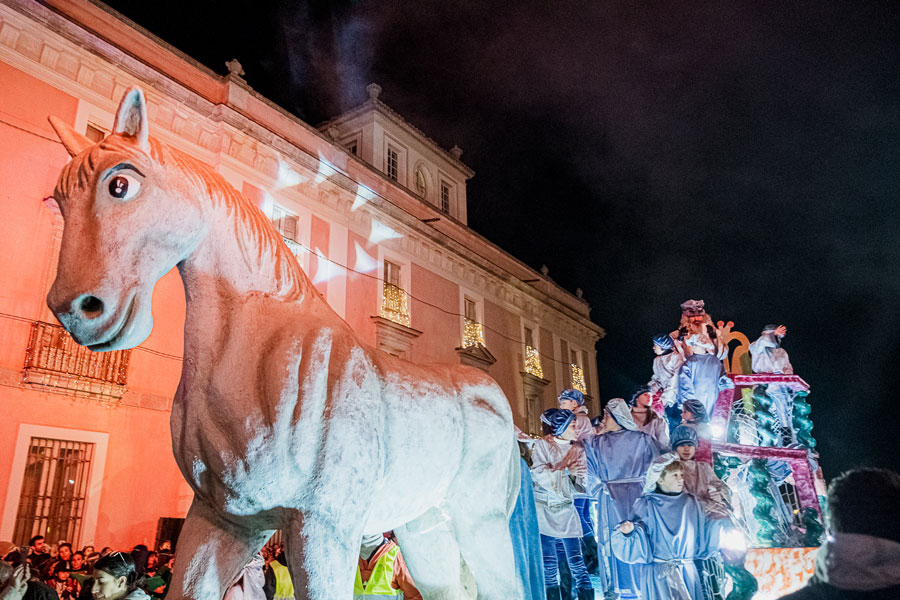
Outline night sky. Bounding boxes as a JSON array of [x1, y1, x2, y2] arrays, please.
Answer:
[[102, 0, 900, 476]]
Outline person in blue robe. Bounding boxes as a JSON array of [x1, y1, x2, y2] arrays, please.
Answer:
[[611, 454, 724, 600], [584, 398, 661, 597]]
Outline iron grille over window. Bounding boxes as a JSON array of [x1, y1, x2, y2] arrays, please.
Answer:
[[12, 438, 94, 546]]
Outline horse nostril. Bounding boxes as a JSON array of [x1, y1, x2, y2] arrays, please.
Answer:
[[79, 295, 104, 318]]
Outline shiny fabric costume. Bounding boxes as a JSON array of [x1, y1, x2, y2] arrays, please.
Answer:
[[611, 491, 723, 600], [677, 331, 730, 418], [749, 328, 796, 443], [585, 429, 661, 595]]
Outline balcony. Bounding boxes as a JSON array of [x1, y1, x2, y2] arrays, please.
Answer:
[[380, 282, 411, 327], [462, 318, 485, 348], [23, 321, 131, 402], [524, 345, 543, 379], [570, 363, 586, 394]]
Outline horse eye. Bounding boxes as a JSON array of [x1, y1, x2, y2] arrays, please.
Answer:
[[107, 174, 141, 200]]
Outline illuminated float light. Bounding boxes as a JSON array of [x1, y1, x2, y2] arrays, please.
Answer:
[[352, 183, 375, 211], [311, 247, 341, 285], [353, 242, 377, 273], [721, 528, 748, 553], [368, 220, 403, 245], [276, 157, 306, 189], [710, 422, 726, 439], [313, 152, 339, 186]]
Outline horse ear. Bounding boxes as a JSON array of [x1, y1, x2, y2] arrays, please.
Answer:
[[48, 116, 93, 157], [113, 87, 150, 150]]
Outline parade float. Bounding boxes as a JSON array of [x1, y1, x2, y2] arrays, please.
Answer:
[[707, 326, 826, 599]]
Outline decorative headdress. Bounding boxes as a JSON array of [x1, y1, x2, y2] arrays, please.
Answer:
[[605, 398, 638, 431], [541, 408, 576, 437], [652, 333, 674, 351], [680, 299, 706, 317], [558, 388, 585, 407], [643, 453, 681, 494], [671, 425, 699, 449]]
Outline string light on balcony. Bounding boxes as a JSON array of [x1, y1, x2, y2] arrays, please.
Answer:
[[381, 283, 411, 327], [524, 345, 543, 379], [571, 363, 586, 394], [463, 318, 486, 348]]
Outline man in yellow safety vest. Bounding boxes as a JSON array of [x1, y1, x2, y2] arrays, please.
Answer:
[[354, 533, 421, 599]]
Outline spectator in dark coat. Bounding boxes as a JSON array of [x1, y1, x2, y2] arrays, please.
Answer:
[[780, 468, 900, 600]]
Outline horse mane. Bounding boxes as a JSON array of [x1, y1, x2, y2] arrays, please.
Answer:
[[56, 135, 310, 300]]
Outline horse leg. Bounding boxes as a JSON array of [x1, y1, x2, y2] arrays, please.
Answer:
[[393, 508, 467, 600], [448, 504, 519, 600], [169, 498, 273, 600], [281, 510, 362, 600]]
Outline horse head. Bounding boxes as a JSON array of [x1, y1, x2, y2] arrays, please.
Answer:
[[47, 87, 206, 351]]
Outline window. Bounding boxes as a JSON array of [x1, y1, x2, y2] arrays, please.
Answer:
[[271, 206, 299, 241], [346, 140, 358, 156], [384, 260, 401, 286], [84, 124, 106, 143], [524, 327, 534, 348], [464, 297, 477, 321], [12, 438, 94, 545], [387, 146, 399, 181], [440, 181, 451, 214]]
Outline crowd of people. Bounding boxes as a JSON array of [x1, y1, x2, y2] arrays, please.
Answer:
[[0, 537, 176, 600], [520, 299, 798, 600]]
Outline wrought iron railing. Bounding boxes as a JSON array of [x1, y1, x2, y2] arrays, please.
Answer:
[[23, 321, 130, 400], [524, 345, 543, 379], [380, 283, 411, 327], [462, 318, 485, 348]]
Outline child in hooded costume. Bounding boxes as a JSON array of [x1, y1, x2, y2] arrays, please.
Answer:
[[557, 388, 594, 443], [671, 426, 731, 520], [631, 386, 670, 450], [674, 300, 733, 421], [531, 408, 594, 600], [612, 455, 724, 600], [584, 398, 661, 597], [649, 333, 684, 414]]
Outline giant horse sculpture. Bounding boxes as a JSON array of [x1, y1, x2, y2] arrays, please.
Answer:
[[46, 88, 522, 600]]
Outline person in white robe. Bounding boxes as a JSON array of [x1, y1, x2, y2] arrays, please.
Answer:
[[531, 408, 594, 600]]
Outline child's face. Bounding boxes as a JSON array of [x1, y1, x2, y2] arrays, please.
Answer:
[[559, 399, 578, 411], [653, 343, 664, 356], [558, 421, 577, 441], [634, 393, 652, 408], [676, 444, 696, 461], [657, 469, 685, 494], [681, 406, 694, 422]]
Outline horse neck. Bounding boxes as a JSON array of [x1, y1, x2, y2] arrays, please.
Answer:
[[170, 159, 315, 350]]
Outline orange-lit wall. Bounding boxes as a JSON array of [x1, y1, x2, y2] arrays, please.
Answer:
[[0, 0, 601, 550]]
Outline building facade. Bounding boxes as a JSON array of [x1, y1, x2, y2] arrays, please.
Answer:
[[0, 0, 603, 550]]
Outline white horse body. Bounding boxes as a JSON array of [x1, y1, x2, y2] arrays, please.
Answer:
[[47, 88, 521, 600]]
